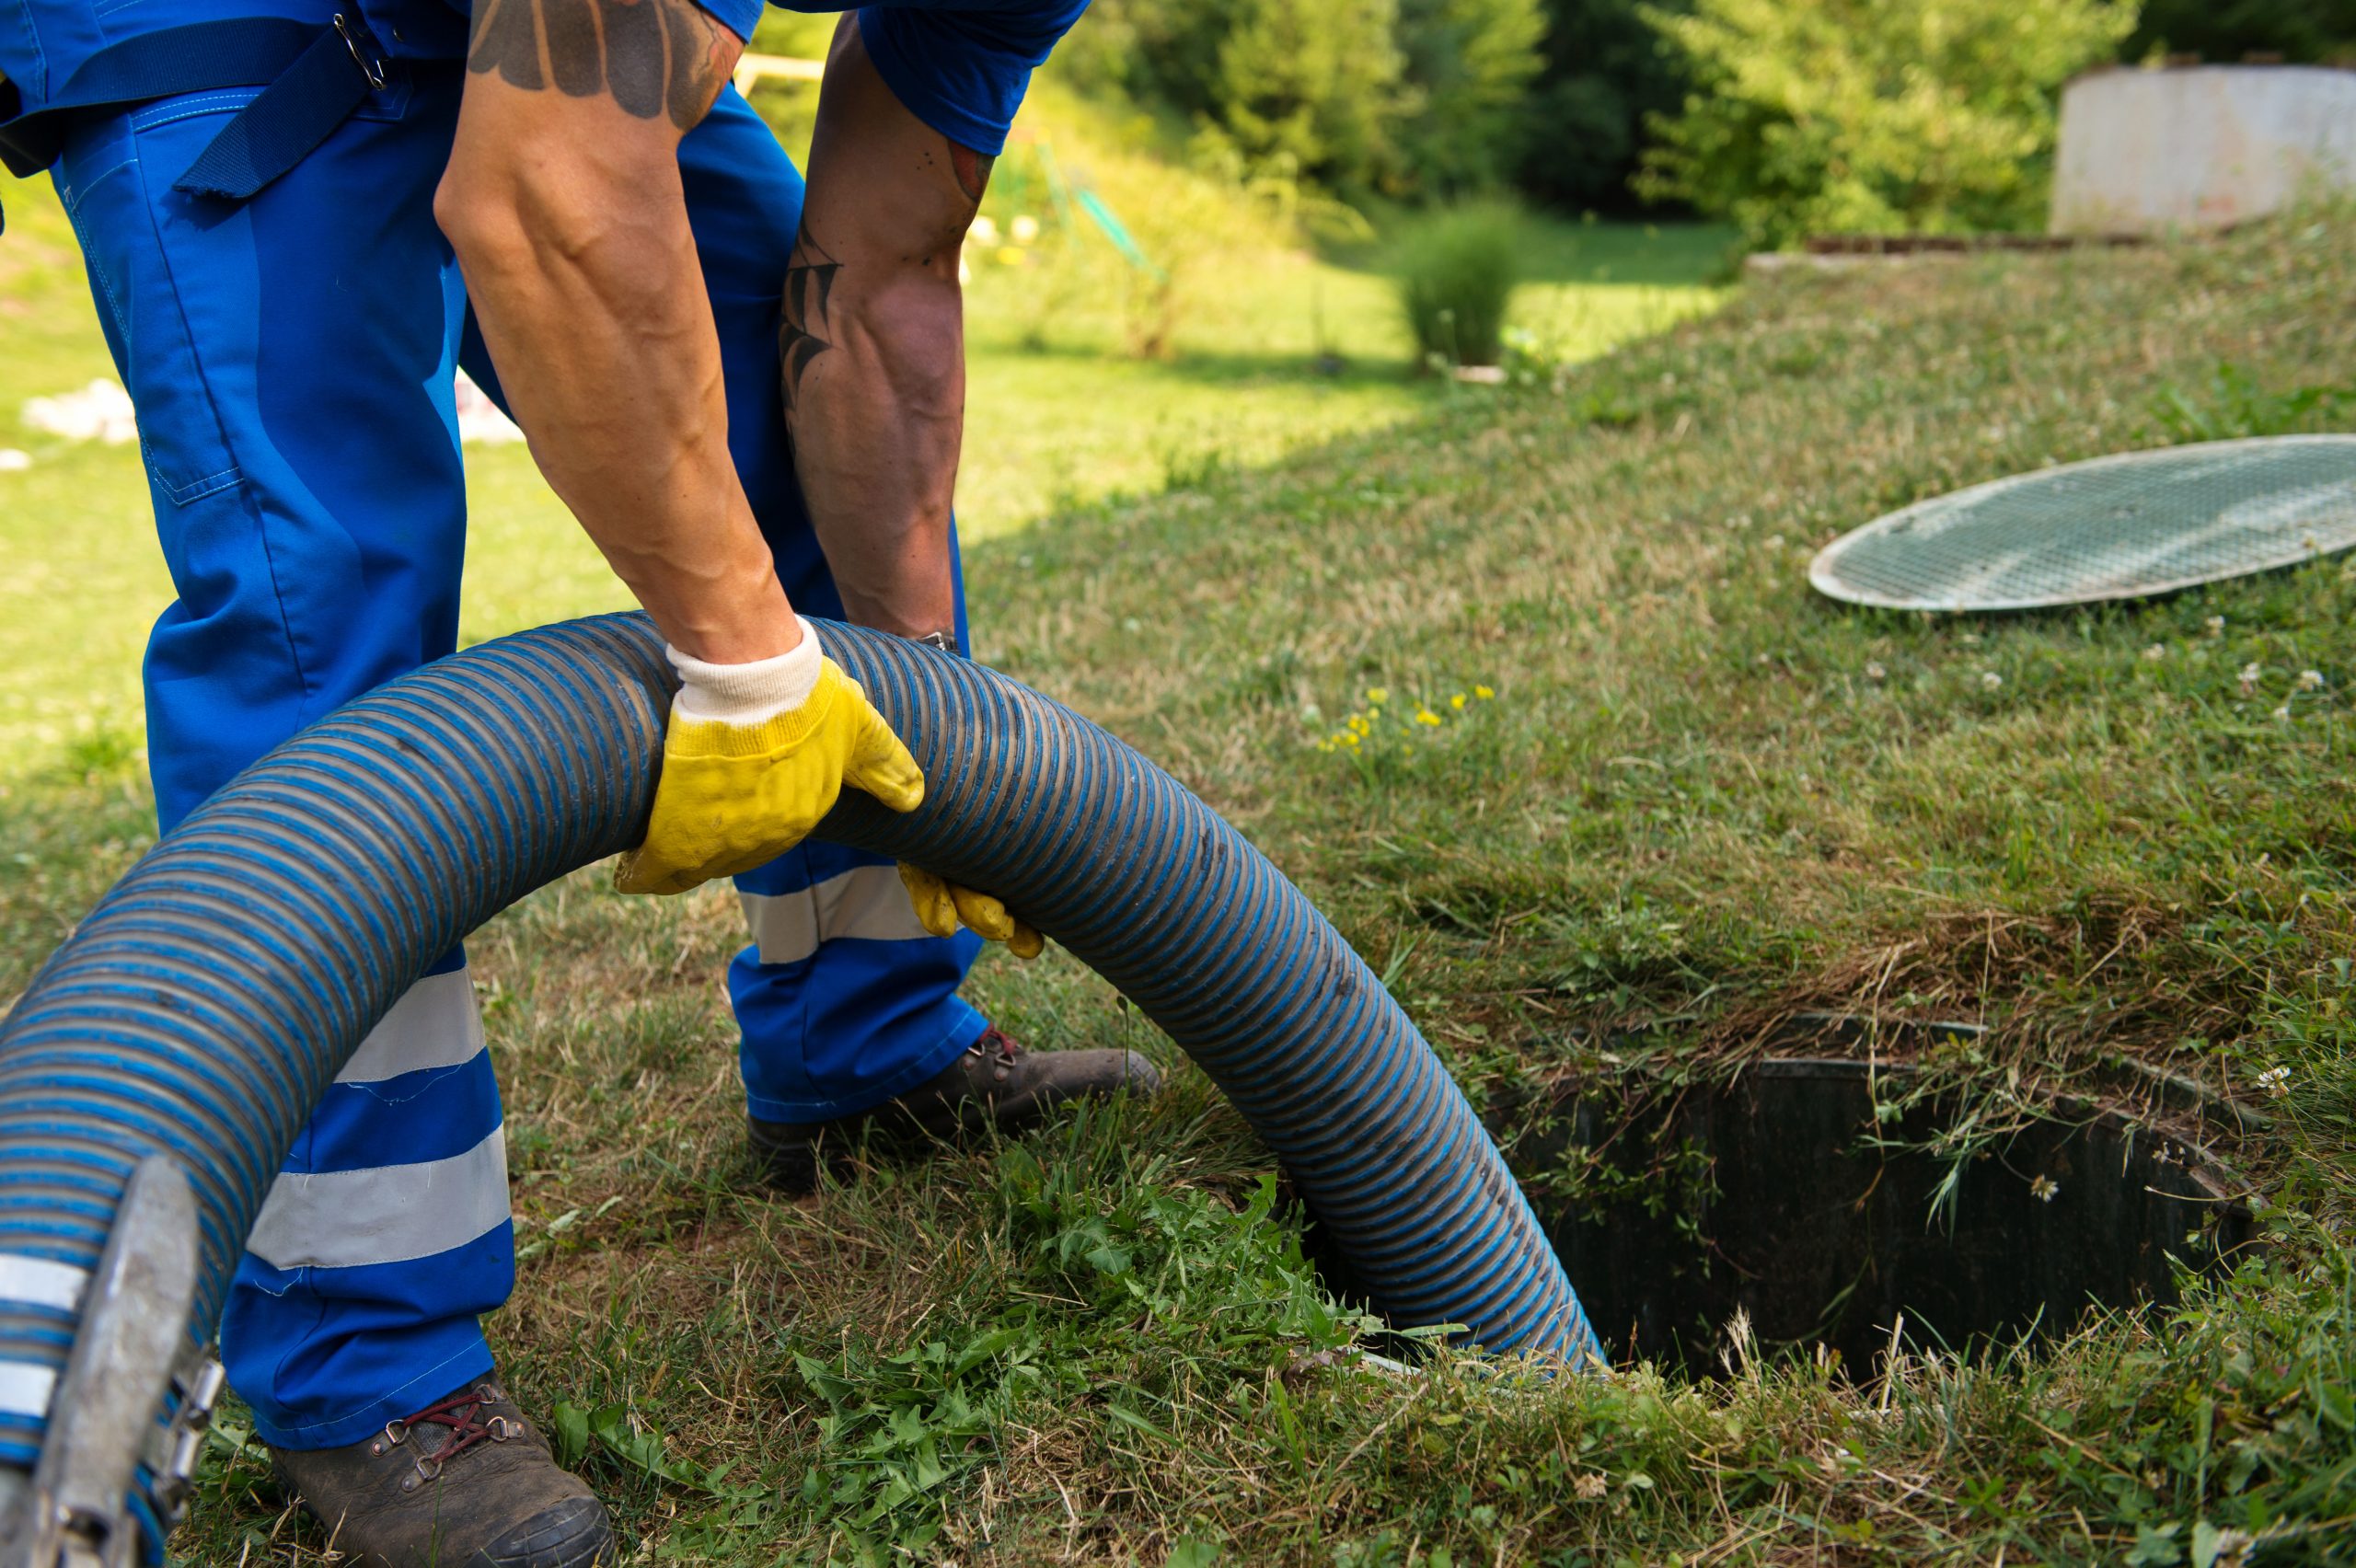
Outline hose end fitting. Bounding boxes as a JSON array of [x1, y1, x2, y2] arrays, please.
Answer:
[[1, 1157, 222, 1568]]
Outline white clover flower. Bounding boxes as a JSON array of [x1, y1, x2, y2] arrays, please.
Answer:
[[2030, 1174, 2060, 1203], [2298, 670, 2325, 692], [1865, 661, 1887, 682], [2272, 705, 2292, 721], [2142, 644, 2166, 662], [1981, 671, 2004, 690], [2240, 663, 2262, 696], [2256, 1065, 2292, 1099], [2205, 616, 2225, 637]]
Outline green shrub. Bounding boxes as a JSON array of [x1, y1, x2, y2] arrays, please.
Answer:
[[1392, 203, 1523, 368], [1635, 0, 2139, 250]]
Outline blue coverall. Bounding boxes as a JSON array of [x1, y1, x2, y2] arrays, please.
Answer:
[[1, 0, 1079, 1452]]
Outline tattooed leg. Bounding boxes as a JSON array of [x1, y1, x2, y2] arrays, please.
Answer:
[[467, 0, 733, 130], [780, 221, 841, 416]]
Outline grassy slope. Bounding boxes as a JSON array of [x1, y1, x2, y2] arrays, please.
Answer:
[[6, 170, 2356, 1562]]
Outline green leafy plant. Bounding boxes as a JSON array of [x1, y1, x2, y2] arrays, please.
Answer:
[[1392, 202, 1524, 367], [789, 1330, 1038, 1556], [544, 1401, 734, 1494], [1636, 0, 2139, 249]]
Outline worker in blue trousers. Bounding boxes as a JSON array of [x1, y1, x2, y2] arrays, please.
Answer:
[[0, 1, 1157, 1561]]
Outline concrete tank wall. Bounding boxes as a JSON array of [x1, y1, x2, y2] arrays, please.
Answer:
[[2050, 65, 2356, 236]]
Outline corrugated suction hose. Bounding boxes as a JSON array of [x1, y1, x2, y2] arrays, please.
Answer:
[[0, 613, 1600, 1481]]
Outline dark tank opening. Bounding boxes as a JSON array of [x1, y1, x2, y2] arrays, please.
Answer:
[[1302, 1049, 2256, 1376]]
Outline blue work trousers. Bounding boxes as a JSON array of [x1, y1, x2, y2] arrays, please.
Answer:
[[49, 63, 985, 1450]]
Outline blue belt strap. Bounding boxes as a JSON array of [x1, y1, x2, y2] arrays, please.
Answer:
[[0, 13, 388, 234], [175, 17, 387, 200]]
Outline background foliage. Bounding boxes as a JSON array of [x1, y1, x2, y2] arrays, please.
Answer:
[[1060, 0, 1548, 198], [1516, 0, 1693, 215], [1635, 0, 2138, 249], [2128, 0, 2356, 65], [1056, 0, 2353, 244]]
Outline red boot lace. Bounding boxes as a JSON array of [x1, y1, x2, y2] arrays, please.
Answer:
[[388, 1387, 514, 1475], [973, 1027, 1022, 1068]]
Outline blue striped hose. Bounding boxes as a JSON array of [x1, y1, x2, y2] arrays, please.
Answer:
[[0, 614, 1599, 1496]]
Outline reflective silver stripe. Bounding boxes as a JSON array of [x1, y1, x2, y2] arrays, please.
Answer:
[[244, 1125, 511, 1272], [740, 863, 931, 966], [336, 967, 486, 1084], [0, 1254, 87, 1313], [0, 1363, 55, 1420]]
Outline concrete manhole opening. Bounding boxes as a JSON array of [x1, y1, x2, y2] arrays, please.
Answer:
[[1306, 1055, 2255, 1375]]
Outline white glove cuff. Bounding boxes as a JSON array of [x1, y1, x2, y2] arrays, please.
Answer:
[[667, 617, 825, 727]]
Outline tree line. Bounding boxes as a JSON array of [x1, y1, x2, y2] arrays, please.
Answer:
[[1059, 0, 2356, 241]]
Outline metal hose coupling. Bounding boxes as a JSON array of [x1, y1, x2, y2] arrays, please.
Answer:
[[0, 1158, 224, 1568]]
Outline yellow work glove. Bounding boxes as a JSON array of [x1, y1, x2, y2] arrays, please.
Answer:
[[615, 619, 924, 895], [899, 865, 1045, 959]]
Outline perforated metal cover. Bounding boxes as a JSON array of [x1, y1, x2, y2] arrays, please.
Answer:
[[1809, 436, 2356, 612]]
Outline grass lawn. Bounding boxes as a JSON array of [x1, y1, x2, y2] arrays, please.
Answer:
[[6, 150, 2356, 1565], [0, 161, 1724, 761]]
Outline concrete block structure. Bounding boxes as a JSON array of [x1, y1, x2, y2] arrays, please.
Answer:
[[2050, 65, 2356, 236]]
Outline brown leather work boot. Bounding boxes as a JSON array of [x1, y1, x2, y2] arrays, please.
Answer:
[[271, 1378, 614, 1567], [749, 1025, 1161, 1194]]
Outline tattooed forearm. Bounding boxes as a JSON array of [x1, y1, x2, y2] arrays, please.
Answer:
[[780, 222, 841, 415], [468, 0, 732, 130]]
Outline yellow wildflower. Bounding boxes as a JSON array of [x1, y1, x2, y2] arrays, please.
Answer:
[[1474, 685, 1495, 700], [1415, 709, 1441, 727], [1449, 693, 1467, 710], [1366, 687, 1389, 705]]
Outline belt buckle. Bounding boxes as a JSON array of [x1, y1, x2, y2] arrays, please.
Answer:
[[334, 13, 390, 92]]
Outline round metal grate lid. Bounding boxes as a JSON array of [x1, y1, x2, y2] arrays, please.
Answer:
[[1810, 436, 2356, 612]]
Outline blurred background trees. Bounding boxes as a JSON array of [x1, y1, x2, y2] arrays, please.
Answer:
[[1051, 0, 2352, 243], [2127, 0, 2356, 66], [1634, 0, 2137, 249]]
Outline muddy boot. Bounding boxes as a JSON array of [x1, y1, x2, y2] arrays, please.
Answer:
[[271, 1378, 614, 1567], [750, 1026, 1161, 1194]]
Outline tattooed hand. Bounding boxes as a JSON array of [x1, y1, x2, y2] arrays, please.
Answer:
[[468, 0, 734, 131]]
